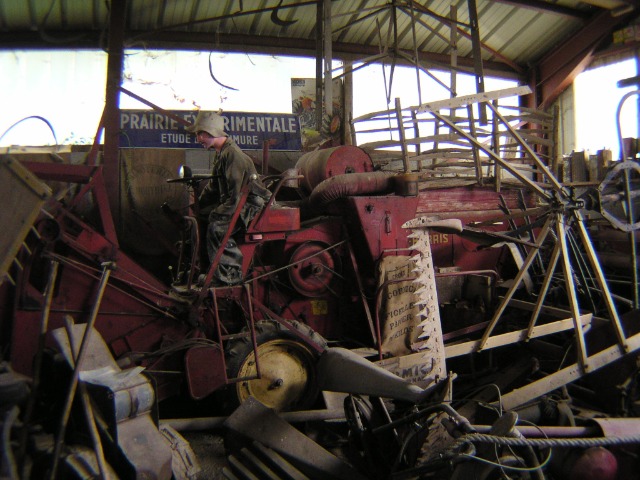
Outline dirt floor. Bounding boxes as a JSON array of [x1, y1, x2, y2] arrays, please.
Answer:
[[181, 431, 230, 479]]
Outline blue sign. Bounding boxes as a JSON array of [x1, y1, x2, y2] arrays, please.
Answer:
[[119, 110, 302, 151]]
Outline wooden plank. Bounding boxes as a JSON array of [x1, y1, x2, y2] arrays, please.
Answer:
[[498, 105, 555, 119], [500, 115, 554, 126], [414, 151, 475, 159], [517, 128, 554, 135], [506, 298, 587, 318], [353, 85, 535, 123], [415, 86, 532, 114], [499, 329, 640, 411], [359, 133, 465, 150], [487, 102, 564, 194], [517, 132, 555, 147], [445, 314, 593, 358], [395, 98, 411, 173]]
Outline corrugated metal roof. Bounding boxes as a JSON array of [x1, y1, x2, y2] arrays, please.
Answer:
[[0, 0, 635, 79]]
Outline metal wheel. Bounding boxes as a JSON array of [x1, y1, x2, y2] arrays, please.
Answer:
[[226, 320, 326, 411]]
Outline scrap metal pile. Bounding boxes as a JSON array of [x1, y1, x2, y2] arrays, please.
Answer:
[[2, 88, 640, 479]]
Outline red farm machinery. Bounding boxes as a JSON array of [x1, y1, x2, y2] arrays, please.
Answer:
[[2, 88, 640, 479]]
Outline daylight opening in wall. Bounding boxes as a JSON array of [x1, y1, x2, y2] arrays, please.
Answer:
[[574, 57, 639, 161]]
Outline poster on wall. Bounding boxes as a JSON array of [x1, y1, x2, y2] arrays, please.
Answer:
[[291, 78, 343, 151], [119, 110, 302, 151]]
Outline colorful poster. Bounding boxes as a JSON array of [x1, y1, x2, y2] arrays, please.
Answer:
[[291, 78, 343, 151]]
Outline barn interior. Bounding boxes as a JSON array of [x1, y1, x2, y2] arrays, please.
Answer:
[[2, 1, 640, 479]]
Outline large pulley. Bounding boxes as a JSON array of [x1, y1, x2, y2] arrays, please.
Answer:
[[288, 241, 341, 297]]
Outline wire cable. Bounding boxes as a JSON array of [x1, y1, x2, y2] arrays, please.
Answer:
[[208, 52, 239, 91], [0, 116, 58, 145], [450, 432, 640, 451]]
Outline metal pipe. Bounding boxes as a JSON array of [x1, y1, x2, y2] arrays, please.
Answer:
[[573, 210, 629, 353], [102, 0, 126, 233], [79, 387, 109, 480], [183, 217, 199, 289], [48, 262, 114, 480], [63, 317, 108, 480], [162, 408, 346, 431], [244, 283, 261, 380], [479, 217, 553, 350], [566, 228, 598, 314], [557, 213, 590, 372], [526, 241, 561, 339], [347, 238, 377, 346]]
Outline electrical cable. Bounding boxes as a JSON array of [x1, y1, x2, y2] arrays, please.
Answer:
[[453, 383, 504, 416], [37, 0, 87, 44], [0, 116, 59, 145], [458, 449, 552, 473], [514, 419, 550, 480], [616, 89, 640, 161], [270, 0, 297, 27], [208, 52, 239, 91]]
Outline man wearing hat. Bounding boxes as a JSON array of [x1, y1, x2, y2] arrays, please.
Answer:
[[187, 111, 271, 285]]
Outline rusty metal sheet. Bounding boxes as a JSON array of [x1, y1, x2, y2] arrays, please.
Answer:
[[318, 347, 427, 403]]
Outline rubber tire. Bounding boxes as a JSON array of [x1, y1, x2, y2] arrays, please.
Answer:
[[225, 320, 327, 412]]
